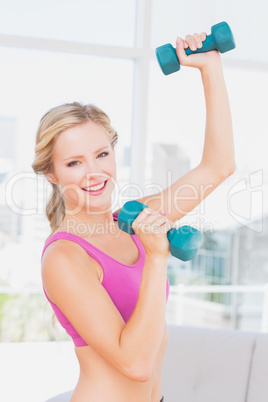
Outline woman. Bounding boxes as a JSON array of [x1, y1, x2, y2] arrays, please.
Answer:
[[32, 31, 235, 402]]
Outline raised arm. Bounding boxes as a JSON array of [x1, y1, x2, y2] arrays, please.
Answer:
[[134, 32, 236, 222]]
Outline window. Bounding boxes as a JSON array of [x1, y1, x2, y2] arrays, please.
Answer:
[[0, 0, 136, 46]]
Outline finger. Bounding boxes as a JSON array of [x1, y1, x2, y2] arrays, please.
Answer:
[[133, 210, 169, 234], [140, 212, 169, 228], [183, 39, 189, 49], [134, 216, 168, 235], [132, 207, 155, 226], [200, 32, 207, 42], [176, 37, 188, 64], [149, 214, 170, 227], [193, 33, 203, 49], [159, 210, 167, 216], [185, 34, 197, 51], [152, 216, 175, 232], [158, 220, 176, 235]]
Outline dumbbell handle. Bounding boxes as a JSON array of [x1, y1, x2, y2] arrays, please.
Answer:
[[185, 33, 216, 56]]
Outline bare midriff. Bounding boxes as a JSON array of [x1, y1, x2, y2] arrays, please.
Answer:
[[71, 324, 168, 402]]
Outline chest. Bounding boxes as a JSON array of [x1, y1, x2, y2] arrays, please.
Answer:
[[87, 231, 140, 266]]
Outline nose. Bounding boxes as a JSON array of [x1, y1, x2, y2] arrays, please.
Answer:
[[84, 160, 107, 181]]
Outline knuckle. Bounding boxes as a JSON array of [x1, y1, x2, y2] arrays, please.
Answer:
[[145, 207, 153, 213], [185, 34, 193, 41], [185, 34, 197, 50], [132, 218, 138, 227], [152, 222, 161, 231], [165, 220, 173, 230], [185, 37, 193, 46], [139, 208, 149, 217]]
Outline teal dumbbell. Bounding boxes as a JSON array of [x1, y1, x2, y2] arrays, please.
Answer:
[[118, 200, 202, 261], [155, 21, 236, 75]]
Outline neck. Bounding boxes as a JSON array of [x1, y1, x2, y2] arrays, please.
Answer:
[[58, 209, 118, 238]]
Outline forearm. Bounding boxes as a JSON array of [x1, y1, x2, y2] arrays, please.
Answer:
[[200, 60, 236, 175], [119, 254, 168, 379]]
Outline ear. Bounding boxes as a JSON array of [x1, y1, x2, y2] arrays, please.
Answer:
[[46, 173, 59, 185]]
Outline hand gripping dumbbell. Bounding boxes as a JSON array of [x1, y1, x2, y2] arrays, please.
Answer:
[[118, 200, 202, 261], [155, 21, 236, 75]]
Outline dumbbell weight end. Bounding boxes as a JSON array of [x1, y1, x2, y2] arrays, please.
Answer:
[[167, 226, 202, 261], [118, 200, 147, 235], [155, 44, 181, 75]]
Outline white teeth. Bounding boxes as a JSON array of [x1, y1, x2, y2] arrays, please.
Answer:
[[83, 181, 106, 192]]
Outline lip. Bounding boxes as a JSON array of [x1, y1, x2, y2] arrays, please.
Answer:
[[82, 180, 107, 195]]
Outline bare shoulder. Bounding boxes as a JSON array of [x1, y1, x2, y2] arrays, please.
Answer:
[[41, 238, 102, 303]]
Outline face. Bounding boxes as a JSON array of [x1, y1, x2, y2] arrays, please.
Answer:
[[47, 120, 117, 216]]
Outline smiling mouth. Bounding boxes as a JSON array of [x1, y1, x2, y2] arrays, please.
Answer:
[[82, 180, 107, 192]]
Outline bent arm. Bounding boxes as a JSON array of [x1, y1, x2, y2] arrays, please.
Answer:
[[118, 253, 168, 380], [42, 243, 168, 382]]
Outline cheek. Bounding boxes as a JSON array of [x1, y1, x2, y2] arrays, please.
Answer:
[[111, 161, 117, 175], [57, 168, 84, 195], [107, 156, 117, 174], [58, 180, 83, 207]]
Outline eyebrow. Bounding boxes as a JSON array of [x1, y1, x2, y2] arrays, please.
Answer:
[[63, 146, 110, 161]]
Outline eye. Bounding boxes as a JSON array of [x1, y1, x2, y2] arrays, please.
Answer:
[[98, 152, 109, 158], [67, 161, 80, 167], [66, 152, 109, 167]]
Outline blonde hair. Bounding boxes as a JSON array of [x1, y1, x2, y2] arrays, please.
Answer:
[[32, 102, 118, 239]]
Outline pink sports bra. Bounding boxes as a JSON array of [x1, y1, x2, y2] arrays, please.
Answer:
[[41, 213, 170, 347]]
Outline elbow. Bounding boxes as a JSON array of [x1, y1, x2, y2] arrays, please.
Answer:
[[218, 164, 236, 180], [227, 163, 236, 176], [123, 361, 153, 383], [128, 370, 152, 383]]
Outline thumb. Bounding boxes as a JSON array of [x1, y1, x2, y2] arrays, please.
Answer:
[[176, 37, 189, 66]]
